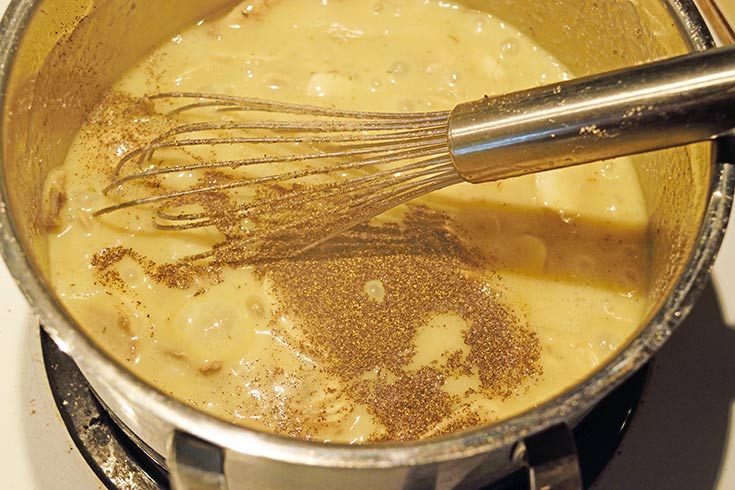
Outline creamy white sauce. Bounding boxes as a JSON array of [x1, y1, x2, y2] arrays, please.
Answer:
[[47, 0, 649, 443]]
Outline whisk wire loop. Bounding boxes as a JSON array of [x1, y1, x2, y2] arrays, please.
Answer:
[[96, 93, 460, 262]]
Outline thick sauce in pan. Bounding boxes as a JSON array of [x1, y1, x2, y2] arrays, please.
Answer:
[[47, 0, 649, 442]]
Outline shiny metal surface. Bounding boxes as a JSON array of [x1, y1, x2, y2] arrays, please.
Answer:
[[517, 425, 583, 490], [449, 46, 735, 183], [171, 432, 228, 490], [0, 1, 732, 489], [695, 0, 735, 44]]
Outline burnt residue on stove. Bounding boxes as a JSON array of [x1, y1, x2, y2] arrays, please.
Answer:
[[41, 327, 168, 490]]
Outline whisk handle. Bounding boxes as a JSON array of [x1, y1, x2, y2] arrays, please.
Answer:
[[448, 45, 735, 183]]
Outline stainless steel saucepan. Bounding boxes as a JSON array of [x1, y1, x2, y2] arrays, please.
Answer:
[[0, 1, 732, 489]]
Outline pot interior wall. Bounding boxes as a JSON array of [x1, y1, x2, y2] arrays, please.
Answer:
[[1, 0, 238, 278], [1, 0, 710, 405]]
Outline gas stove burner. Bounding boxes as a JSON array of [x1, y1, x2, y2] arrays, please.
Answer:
[[41, 327, 650, 490], [41, 328, 168, 490]]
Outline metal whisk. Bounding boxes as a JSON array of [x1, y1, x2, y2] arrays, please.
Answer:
[[96, 45, 735, 263]]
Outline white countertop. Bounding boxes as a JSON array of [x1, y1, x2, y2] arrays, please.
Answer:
[[0, 1, 734, 489]]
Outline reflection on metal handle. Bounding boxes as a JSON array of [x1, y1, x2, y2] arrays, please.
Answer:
[[515, 423, 582, 490], [694, 0, 735, 44], [449, 45, 735, 183], [170, 431, 228, 490]]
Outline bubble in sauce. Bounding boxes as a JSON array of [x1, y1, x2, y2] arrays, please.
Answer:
[[500, 37, 520, 56], [306, 72, 351, 98], [364, 279, 386, 303], [388, 60, 410, 76], [245, 295, 272, 322], [515, 234, 548, 272], [158, 299, 260, 369]]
